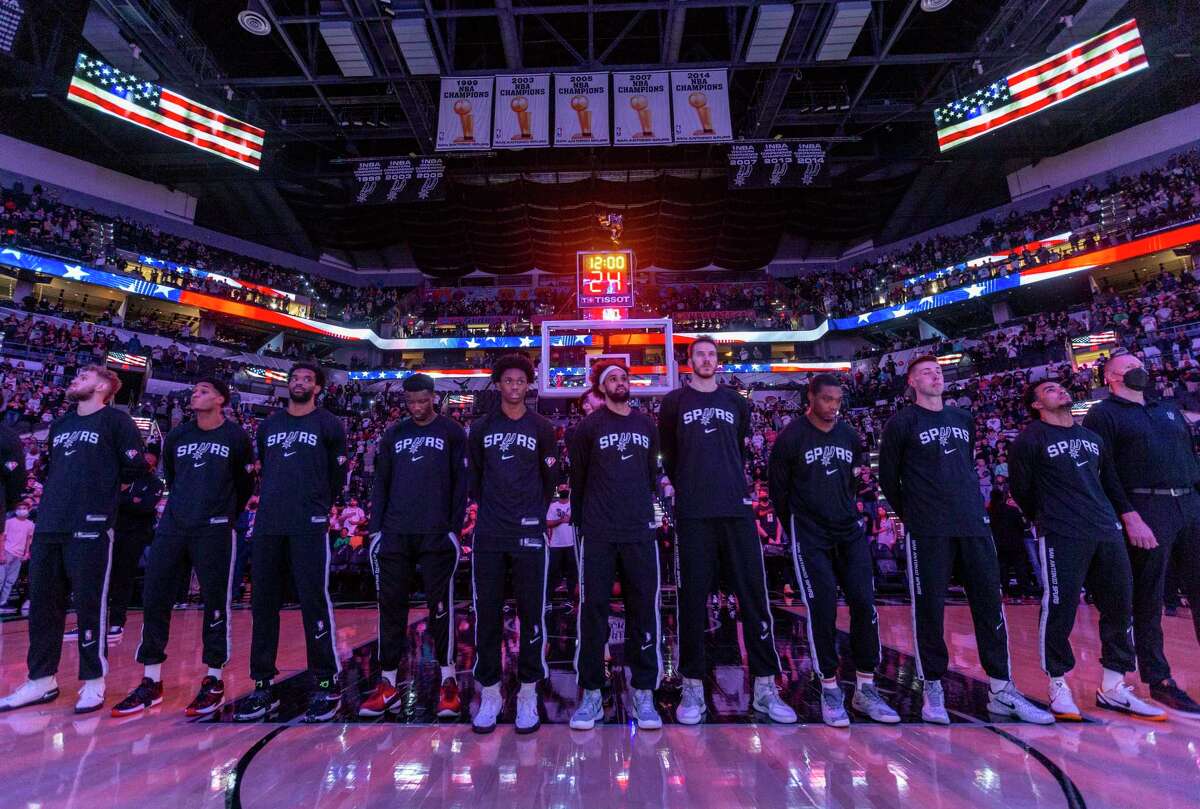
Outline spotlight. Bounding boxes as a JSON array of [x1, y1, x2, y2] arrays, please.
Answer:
[[237, 1, 272, 36]]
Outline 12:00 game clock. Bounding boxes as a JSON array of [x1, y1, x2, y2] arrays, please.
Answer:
[[576, 250, 635, 309]]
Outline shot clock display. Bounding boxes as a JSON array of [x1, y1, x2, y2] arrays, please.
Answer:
[[576, 250, 635, 309]]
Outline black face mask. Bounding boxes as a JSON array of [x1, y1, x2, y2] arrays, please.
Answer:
[[1123, 367, 1150, 392]]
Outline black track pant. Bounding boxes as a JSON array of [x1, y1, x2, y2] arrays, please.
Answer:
[[790, 523, 880, 680], [27, 531, 115, 681], [1125, 491, 1200, 683], [370, 532, 459, 673], [136, 527, 236, 670], [575, 535, 662, 691], [905, 534, 1010, 682], [471, 542, 547, 688], [676, 516, 781, 680], [107, 526, 154, 629], [1037, 532, 1134, 678], [250, 530, 340, 683]]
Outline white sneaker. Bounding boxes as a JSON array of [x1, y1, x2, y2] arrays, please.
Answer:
[[570, 689, 604, 731], [632, 689, 662, 730], [1096, 682, 1167, 722], [675, 679, 706, 725], [820, 686, 850, 728], [472, 685, 502, 734], [1049, 680, 1081, 721], [921, 680, 950, 725], [0, 677, 59, 712], [987, 682, 1055, 725], [851, 683, 901, 724], [752, 676, 797, 723], [515, 687, 540, 734], [75, 679, 105, 714]]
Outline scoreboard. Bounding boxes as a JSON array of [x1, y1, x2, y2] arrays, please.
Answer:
[[576, 250, 635, 310]]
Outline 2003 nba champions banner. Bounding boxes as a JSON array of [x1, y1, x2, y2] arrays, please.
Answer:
[[493, 75, 551, 149], [553, 72, 610, 147], [436, 76, 495, 151]]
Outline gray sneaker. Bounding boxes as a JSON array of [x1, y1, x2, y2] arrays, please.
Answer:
[[632, 689, 662, 729], [820, 686, 850, 728], [851, 683, 901, 724], [922, 679, 950, 725], [515, 688, 541, 734], [570, 689, 604, 731], [676, 679, 707, 725], [987, 682, 1055, 725], [752, 678, 797, 724]]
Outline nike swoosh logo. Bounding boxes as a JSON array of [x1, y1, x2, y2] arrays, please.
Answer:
[[501, 454, 514, 460], [759, 631, 769, 640], [64, 450, 76, 456], [314, 631, 328, 640], [641, 642, 653, 651], [194, 462, 206, 468], [209, 620, 224, 628], [704, 427, 717, 434], [410, 456, 423, 462], [621, 454, 633, 461], [825, 468, 838, 475], [1075, 460, 1089, 467], [434, 612, 447, 620], [943, 448, 957, 455], [81, 641, 96, 648], [284, 451, 297, 457]]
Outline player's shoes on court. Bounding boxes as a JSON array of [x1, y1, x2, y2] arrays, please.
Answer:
[[75, 679, 105, 714], [987, 683, 1054, 724], [436, 678, 461, 718], [632, 689, 662, 729], [920, 680, 950, 724], [111, 678, 163, 717], [851, 684, 901, 724], [107, 626, 124, 641], [820, 687, 850, 728], [185, 677, 225, 716], [0, 677, 59, 712], [752, 677, 797, 723], [675, 679, 707, 725], [472, 685, 501, 734], [358, 681, 400, 717], [515, 688, 540, 734], [1149, 679, 1200, 717], [1096, 683, 1166, 721], [570, 689, 604, 730], [234, 683, 279, 722], [303, 689, 341, 723], [1049, 680, 1081, 721]]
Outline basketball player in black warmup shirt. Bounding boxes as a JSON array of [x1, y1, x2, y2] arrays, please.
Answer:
[[0, 365, 146, 715], [237, 363, 348, 723], [468, 354, 557, 734], [769, 375, 898, 727], [112, 379, 256, 717], [1009, 379, 1164, 721], [659, 336, 795, 725], [878, 355, 1052, 725], [568, 361, 663, 731], [362, 373, 468, 719]]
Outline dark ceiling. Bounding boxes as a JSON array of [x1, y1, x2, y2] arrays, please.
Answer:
[[1, 0, 1197, 278]]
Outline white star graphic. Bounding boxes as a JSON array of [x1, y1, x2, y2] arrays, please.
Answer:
[[575, 335, 587, 345], [466, 339, 479, 349], [519, 336, 532, 348], [857, 312, 872, 324], [62, 265, 90, 281], [965, 284, 985, 298], [438, 338, 448, 346], [153, 284, 175, 297], [892, 305, 912, 319]]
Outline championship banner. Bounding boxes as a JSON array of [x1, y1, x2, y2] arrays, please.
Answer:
[[352, 158, 447, 203], [493, 74, 550, 149], [553, 72, 610, 147], [612, 71, 672, 146], [670, 69, 732, 143], [435, 76, 494, 151], [727, 142, 828, 189]]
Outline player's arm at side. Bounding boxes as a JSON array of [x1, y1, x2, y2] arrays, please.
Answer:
[[1082, 404, 1137, 519], [232, 428, 257, 516], [367, 424, 394, 535], [466, 418, 485, 502], [323, 411, 349, 501], [447, 423, 469, 537], [735, 391, 752, 462], [537, 417, 558, 508], [657, 390, 680, 482], [766, 424, 795, 533], [568, 416, 591, 525], [0, 427, 24, 510], [646, 415, 661, 494], [115, 410, 148, 482], [876, 413, 907, 521], [1096, 432, 1131, 520], [1006, 430, 1041, 523]]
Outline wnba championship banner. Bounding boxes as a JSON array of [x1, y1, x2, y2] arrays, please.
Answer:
[[493, 74, 551, 149], [435, 76, 494, 151], [553, 72, 610, 147], [612, 71, 672, 146], [670, 69, 732, 143]]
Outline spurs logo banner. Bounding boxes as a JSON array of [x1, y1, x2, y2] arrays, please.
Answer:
[[493, 74, 551, 149], [436, 76, 495, 151], [670, 69, 732, 143], [351, 158, 446, 203], [612, 71, 673, 146], [727, 142, 828, 189], [553, 72, 611, 147]]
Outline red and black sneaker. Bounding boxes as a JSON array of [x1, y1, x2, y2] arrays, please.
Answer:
[[185, 676, 226, 717], [437, 677, 461, 718], [358, 681, 400, 717], [111, 678, 163, 717]]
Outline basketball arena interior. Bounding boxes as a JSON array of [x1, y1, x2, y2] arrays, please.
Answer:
[[1, 1, 1200, 807]]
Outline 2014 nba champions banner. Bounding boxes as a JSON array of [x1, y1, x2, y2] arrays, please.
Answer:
[[493, 75, 551, 149], [435, 76, 495, 151], [553, 72, 610, 147], [612, 71, 673, 146], [670, 69, 733, 143]]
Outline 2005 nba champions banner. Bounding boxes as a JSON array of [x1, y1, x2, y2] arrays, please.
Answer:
[[553, 72, 611, 147]]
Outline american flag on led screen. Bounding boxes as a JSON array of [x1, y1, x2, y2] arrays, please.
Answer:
[[934, 19, 1148, 152], [1071, 331, 1117, 348], [68, 53, 264, 170], [106, 352, 148, 369]]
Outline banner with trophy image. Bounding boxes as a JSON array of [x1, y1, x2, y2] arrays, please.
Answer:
[[436, 76, 495, 151], [612, 71, 673, 146], [493, 74, 551, 149], [670, 69, 732, 143], [553, 72, 610, 147]]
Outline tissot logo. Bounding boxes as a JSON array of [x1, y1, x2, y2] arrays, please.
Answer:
[[177, 442, 231, 460], [395, 436, 445, 454], [598, 432, 650, 451], [682, 407, 735, 427], [266, 431, 318, 449], [804, 445, 854, 466], [53, 430, 100, 450], [1046, 438, 1099, 459], [484, 432, 536, 452], [917, 426, 970, 446]]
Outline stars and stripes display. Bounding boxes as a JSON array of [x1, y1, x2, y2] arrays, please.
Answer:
[[68, 53, 265, 170], [244, 367, 290, 384], [1071, 331, 1118, 348], [935, 19, 1148, 152], [106, 352, 148, 370]]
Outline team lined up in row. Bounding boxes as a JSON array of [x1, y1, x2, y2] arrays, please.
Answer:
[[0, 336, 1198, 727]]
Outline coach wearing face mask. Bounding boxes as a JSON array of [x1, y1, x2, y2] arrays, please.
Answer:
[[1082, 349, 1200, 717]]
